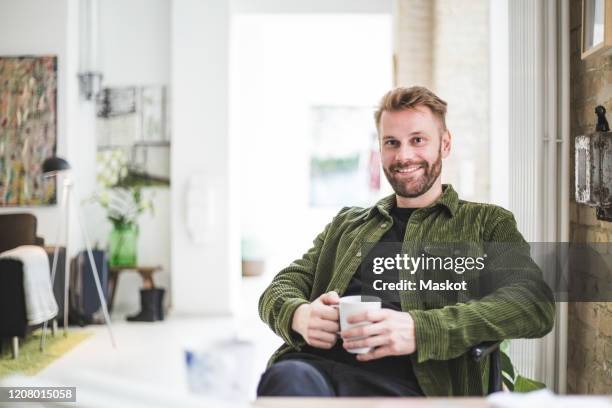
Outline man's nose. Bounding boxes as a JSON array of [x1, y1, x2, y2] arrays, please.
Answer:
[[394, 144, 418, 162]]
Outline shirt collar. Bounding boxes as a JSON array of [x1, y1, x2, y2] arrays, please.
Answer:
[[370, 184, 459, 219]]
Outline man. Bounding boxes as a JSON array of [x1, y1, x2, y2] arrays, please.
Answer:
[[257, 86, 555, 397]]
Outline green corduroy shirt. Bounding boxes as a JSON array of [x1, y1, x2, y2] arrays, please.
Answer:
[[258, 184, 555, 396]]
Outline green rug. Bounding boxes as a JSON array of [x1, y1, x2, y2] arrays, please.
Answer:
[[0, 329, 92, 378]]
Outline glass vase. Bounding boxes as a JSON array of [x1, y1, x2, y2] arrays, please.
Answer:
[[109, 223, 138, 267]]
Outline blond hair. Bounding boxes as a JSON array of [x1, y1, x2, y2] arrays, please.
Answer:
[[374, 86, 448, 132]]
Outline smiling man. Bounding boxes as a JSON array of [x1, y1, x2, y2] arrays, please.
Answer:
[[257, 86, 555, 397]]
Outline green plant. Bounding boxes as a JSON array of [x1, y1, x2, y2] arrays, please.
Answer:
[[500, 340, 547, 392], [90, 150, 155, 227], [92, 186, 153, 228]]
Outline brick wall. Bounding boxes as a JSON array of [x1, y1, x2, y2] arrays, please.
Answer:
[[394, 0, 434, 88], [393, 0, 489, 202], [568, 0, 612, 394], [433, 0, 489, 202]]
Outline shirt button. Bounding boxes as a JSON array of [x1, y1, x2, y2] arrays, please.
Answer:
[[381, 223, 387, 228], [356, 250, 362, 257]]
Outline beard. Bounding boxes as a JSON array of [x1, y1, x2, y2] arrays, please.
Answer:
[[382, 149, 442, 198]]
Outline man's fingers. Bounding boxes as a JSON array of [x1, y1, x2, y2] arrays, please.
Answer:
[[343, 334, 389, 350], [346, 309, 388, 324], [308, 329, 337, 344], [311, 318, 340, 333], [341, 321, 386, 339], [308, 338, 335, 349], [315, 305, 339, 321], [355, 345, 393, 361], [320, 291, 340, 306]]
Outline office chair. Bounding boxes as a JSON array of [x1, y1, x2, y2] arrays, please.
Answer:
[[470, 341, 503, 394]]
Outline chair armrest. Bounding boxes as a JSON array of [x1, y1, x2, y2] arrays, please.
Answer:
[[471, 341, 503, 394], [470, 341, 501, 362]]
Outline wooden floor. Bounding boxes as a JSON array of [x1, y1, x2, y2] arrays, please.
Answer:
[[37, 275, 281, 401]]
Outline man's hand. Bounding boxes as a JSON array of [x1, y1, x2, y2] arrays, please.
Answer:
[[291, 291, 340, 349], [341, 309, 416, 361]]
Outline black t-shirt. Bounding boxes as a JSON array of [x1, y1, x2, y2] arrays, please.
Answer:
[[302, 205, 418, 382]]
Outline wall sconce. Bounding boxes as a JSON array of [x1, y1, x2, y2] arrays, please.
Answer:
[[78, 0, 102, 100], [575, 106, 612, 220], [78, 71, 103, 100]]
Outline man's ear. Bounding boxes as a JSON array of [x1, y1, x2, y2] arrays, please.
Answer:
[[441, 129, 451, 159]]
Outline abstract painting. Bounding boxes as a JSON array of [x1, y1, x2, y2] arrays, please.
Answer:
[[0, 56, 57, 206]]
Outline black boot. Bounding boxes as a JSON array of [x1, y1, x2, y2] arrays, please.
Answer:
[[127, 289, 159, 322], [155, 288, 165, 321]]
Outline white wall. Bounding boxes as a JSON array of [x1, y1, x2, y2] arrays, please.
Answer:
[[171, 0, 392, 316], [0, 0, 92, 258], [231, 14, 393, 279], [231, 0, 391, 14], [88, 0, 172, 315], [171, 0, 239, 315], [98, 0, 170, 86], [432, 0, 490, 202]]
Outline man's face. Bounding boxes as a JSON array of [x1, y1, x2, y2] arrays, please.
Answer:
[[379, 106, 451, 198]]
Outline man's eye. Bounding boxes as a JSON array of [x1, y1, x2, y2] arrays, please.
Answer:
[[412, 137, 424, 144], [385, 140, 398, 146]]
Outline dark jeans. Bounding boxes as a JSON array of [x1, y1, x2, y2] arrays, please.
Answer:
[[257, 352, 424, 397]]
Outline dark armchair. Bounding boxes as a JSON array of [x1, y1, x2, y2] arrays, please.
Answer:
[[0, 213, 45, 250], [0, 213, 65, 358]]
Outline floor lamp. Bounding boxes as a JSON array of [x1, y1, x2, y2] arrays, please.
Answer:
[[41, 157, 116, 349]]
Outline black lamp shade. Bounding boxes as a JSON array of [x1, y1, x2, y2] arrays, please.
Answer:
[[42, 157, 71, 176]]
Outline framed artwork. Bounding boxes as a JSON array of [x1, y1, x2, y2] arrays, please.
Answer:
[[0, 56, 57, 206], [96, 86, 170, 185], [582, 0, 612, 59], [309, 106, 380, 207]]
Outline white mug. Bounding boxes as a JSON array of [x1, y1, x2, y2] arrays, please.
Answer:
[[336, 295, 381, 354]]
